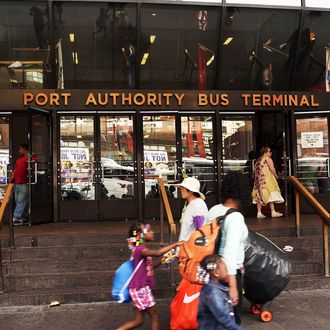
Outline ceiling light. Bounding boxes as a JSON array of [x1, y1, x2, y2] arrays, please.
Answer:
[[207, 55, 215, 66], [152, 13, 156, 16], [141, 53, 149, 65], [69, 34, 75, 43], [150, 35, 156, 44], [223, 37, 234, 46]]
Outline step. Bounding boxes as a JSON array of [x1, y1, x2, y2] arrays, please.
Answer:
[[4, 269, 180, 292], [3, 258, 126, 275], [291, 262, 323, 276], [287, 275, 330, 291], [0, 287, 176, 306], [1, 233, 174, 248], [1, 245, 132, 261], [271, 235, 328, 249]]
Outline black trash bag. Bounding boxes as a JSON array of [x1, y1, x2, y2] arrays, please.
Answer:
[[243, 231, 292, 305]]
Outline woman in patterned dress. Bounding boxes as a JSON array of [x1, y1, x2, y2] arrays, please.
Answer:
[[252, 146, 284, 218]]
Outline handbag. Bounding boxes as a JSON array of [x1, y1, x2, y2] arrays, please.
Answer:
[[170, 279, 202, 330]]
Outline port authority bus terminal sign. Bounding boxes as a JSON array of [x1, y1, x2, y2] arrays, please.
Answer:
[[0, 90, 328, 111]]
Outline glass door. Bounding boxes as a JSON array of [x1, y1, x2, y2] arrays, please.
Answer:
[[59, 116, 97, 221], [181, 115, 216, 207], [98, 115, 137, 220], [296, 115, 330, 194], [0, 117, 10, 205], [29, 109, 52, 224], [142, 115, 180, 219], [221, 117, 255, 177]]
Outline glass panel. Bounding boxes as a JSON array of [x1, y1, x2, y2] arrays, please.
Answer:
[[100, 116, 135, 200], [219, 7, 300, 90], [222, 119, 254, 173], [0, 1, 51, 88], [53, 2, 137, 88], [226, 0, 301, 6], [296, 116, 330, 193], [60, 116, 95, 200], [305, 0, 330, 9], [140, 4, 218, 89], [143, 116, 177, 198], [181, 116, 215, 197], [0, 117, 10, 201], [294, 11, 330, 91]]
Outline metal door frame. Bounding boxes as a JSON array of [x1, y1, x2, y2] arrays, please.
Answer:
[[28, 106, 53, 225]]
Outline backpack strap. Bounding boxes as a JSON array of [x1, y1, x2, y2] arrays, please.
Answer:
[[213, 208, 238, 255], [118, 258, 144, 303]]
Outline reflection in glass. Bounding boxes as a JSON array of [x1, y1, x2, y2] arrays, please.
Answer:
[[100, 116, 135, 200], [143, 116, 177, 198], [219, 7, 300, 90], [296, 117, 330, 193], [0, 117, 10, 200], [222, 119, 254, 173], [60, 116, 95, 200], [294, 11, 330, 91], [181, 116, 215, 197], [0, 1, 51, 88], [140, 5, 218, 89], [53, 2, 137, 88]]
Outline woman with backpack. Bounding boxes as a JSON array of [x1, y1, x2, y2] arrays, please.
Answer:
[[207, 171, 251, 326]]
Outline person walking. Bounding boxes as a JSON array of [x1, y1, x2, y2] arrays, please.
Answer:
[[252, 146, 284, 218], [197, 254, 242, 330], [207, 171, 251, 326], [115, 223, 182, 330], [177, 177, 208, 242], [10, 144, 31, 225]]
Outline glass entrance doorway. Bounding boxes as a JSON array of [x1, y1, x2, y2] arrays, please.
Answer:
[[59, 115, 137, 221], [142, 114, 216, 220], [220, 112, 290, 216], [29, 109, 53, 224]]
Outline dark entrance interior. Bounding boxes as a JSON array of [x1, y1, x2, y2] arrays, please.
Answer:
[[254, 111, 290, 216]]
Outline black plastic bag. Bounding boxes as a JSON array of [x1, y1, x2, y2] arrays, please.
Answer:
[[243, 231, 292, 304]]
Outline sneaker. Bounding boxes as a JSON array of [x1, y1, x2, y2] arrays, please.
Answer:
[[257, 213, 266, 219], [13, 219, 24, 226]]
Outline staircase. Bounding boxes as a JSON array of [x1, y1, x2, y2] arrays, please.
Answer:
[[0, 221, 330, 306]]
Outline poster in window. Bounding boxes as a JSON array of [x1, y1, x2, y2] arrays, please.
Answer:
[[301, 132, 324, 148]]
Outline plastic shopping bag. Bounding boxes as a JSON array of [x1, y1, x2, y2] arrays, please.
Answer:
[[170, 279, 202, 330]]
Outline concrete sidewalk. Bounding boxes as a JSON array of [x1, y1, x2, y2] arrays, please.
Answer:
[[0, 289, 329, 330]]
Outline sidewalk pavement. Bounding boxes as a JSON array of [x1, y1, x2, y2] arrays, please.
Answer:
[[0, 289, 329, 330]]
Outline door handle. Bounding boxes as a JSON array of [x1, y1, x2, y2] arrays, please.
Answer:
[[30, 162, 38, 185]]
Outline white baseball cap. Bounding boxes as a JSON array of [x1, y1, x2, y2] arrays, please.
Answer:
[[177, 177, 205, 200]]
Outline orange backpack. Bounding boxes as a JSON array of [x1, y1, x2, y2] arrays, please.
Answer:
[[178, 209, 236, 284]]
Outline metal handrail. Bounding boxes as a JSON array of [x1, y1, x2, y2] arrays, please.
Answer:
[[158, 177, 177, 287], [288, 176, 329, 277], [0, 183, 15, 293]]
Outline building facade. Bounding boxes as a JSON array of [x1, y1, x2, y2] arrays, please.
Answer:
[[0, 0, 329, 223]]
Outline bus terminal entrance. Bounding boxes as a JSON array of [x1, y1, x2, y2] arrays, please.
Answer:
[[57, 110, 294, 221]]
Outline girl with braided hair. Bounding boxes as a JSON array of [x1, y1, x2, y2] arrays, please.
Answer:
[[116, 222, 182, 330], [197, 255, 242, 330]]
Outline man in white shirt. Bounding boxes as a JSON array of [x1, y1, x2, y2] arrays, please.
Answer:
[[207, 172, 251, 326]]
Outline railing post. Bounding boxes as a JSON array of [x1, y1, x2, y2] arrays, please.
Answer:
[[0, 235, 4, 293], [323, 223, 329, 277], [295, 191, 301, 237], [160, 193, 164, 246]]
